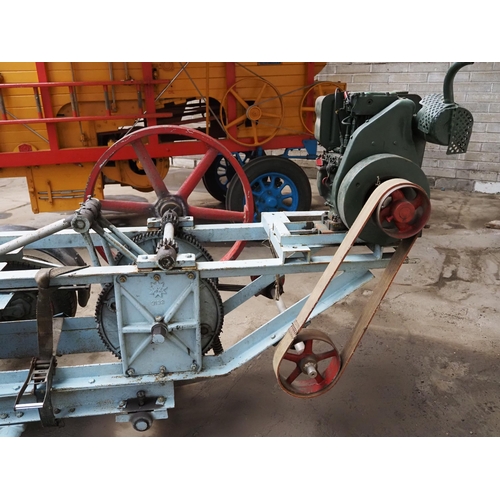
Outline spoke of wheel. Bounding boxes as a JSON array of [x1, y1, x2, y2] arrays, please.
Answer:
[[314, 373, 325, 384], [131, 139, 169, 198], [251, 122, 258, 145], [100, 199, 155, 215], [391, 190, 404, 201], [261, 111, 282, 120], [379, 206, 391, 221], [254, 179, 265, 192], [229, 88, 249, 109], [283, 352, 302, 362], [225, 114, 247, 130], [302, 105, 315, 112], [187, 205, 245, 222], [220, 240, 246, 262], [276, 181, 289, 193], [286, 366, 302, 385], [304, 339, 314, 355], [177, 147, 219, 200], [317, 84, 328, 94], [410, 192, 425, 208], [255, 83, 268, 104], [315, 349, 338, 362]]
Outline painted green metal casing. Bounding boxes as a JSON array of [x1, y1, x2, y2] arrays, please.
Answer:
[[329, 97, 427, 215], [314, 63, 474, 246]]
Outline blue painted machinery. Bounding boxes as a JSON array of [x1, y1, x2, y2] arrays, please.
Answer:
[[0, 63, 474, 435]]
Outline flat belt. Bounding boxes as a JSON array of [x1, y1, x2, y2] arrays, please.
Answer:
[[272, 178, 419, 397]]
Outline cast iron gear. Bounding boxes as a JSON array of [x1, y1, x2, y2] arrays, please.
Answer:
[[95, 276, 224, 358], [161, 210, 179, 228], [96, 230, 224, 357], [114, 230, 215, 267]]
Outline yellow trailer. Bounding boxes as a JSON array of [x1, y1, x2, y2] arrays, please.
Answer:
[[0, 62, 345, 218]]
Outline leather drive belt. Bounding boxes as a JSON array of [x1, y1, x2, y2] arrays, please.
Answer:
[[272, 179, 421, 398]]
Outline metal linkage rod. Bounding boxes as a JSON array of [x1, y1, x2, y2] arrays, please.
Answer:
[[0, 216, 73, 257], [91, 221, 137, 263], [71, 197, 150, 264], [97, 216, 147, 257]]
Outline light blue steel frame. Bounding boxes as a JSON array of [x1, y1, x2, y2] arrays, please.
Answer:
[[0, 209, 396, 431]]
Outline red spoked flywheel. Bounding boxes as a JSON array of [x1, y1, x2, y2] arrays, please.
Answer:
[[84, 125, 254, 261], [375, 182, 431, 239]]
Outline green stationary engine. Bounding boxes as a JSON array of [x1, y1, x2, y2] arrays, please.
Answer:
[[315, 62, 474, 246]]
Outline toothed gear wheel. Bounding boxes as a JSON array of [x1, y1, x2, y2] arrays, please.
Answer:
[[157, 238, 179, 253], [95, 276, 224, 358], [162, 211, 179, 227], [96, 230, 224, 357], [114, 230, 214, 267]]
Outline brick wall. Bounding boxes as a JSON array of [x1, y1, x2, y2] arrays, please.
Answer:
[[318, 62, 500, 193]]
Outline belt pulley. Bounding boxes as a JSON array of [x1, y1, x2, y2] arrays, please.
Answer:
[[273, 178, 429, 398]]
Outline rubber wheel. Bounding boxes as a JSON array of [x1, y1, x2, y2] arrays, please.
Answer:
[[225, 156, 312, 221], [202, 151, 265, 203], [202, 155, 237, 202], [0, 260, 77, 321], [0, 224, 90, 309]]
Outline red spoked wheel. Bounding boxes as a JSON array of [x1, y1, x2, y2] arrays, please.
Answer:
[[84, 125, 254, 261], [276, 329, 341, 398], [375, 182, 431, 239]]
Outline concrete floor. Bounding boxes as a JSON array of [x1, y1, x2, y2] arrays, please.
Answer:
[[1, 167, 500, 437]]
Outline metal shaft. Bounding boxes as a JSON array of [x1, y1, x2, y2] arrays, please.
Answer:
[[0, 216, 73, 256]]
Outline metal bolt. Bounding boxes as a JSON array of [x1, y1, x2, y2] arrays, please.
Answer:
[[13, 386, 20, 391], [153, 274, 161, 281], [15, 412, 24, 418], [152, 333, 165, 344], [303, 362, 318, 379], [89, 378, 95, 384], [187, 272, 195, 280], [126, 368, 135, 377], [190, 361, 198, 371], [156, 396, 166, 405], [137, 390, 146, 398], [54, 408, 61, 414], [133, 418, 150, 432], [118, 275, 127, 283], [118, 400, 127, 409], [155, 316, 163, 323], [0, 413, 8, 419]]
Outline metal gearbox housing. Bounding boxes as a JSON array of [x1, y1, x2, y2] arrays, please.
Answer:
[[96, 271, 223, 373]]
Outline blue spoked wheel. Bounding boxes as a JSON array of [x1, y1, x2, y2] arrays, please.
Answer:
[[225, 156, 312, 221], [202, 151, 264, 203]]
